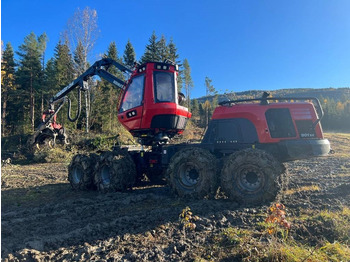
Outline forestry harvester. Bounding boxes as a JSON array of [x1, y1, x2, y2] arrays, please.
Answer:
[[30, 58, 331, 205]]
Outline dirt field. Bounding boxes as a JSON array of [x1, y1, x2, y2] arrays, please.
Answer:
[[1, 133, 349, 261]]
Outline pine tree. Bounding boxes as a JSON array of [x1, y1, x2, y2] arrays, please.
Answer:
[[158, 35, 168, 62], [141, 31, 161, 63], [73, 41, 86, 75], [38, 33, 48, 68], [183, 58, 193, 108], [167, 38, 181, 64], [190, 99, 199, 117], [205, 76, 217, 96], [36, 33, 49, 116], [1, 42, 16, 135], [92, 41, 123, 132], [43, 58, 58, 98], [123, 40, 136, 68], [202, 100, 212, 127], [167, 38, 183, 91], [52, 39, 75, 129], [55, 39, 74, 88], [72, 41, 91, 131], [16, 32, 45, 132], [40, 58, 56, 115], [103, 41, 123, 77], [198, 103, 206, 127]]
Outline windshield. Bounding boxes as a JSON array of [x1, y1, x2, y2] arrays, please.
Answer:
[[120, 74, 145, 112], [154, 72, 175, 103]]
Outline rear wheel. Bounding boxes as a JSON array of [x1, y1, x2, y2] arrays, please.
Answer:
[[35, 128, 56, 149], [94, 149, 136, 193], [220, 149, 286, 205], [68, 153, 97, 190], [166, 147, 217, 199]]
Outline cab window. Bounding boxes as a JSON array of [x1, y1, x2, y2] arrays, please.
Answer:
[[154, 72, 175, 103], [120, 75, 144, 112]]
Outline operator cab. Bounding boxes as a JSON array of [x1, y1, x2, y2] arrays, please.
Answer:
[[118, 61, 191, 145]]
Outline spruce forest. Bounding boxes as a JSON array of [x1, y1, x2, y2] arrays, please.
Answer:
[[1, 7, 349, 148]]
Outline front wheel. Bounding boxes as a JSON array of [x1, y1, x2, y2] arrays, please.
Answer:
[[166, 147, 217, 199], [68, 153, 97, 190], [220, 149, 286, 205], [94, 150, 136, 193]]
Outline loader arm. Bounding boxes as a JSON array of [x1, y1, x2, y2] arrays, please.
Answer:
[[51, 58, 133, 104]]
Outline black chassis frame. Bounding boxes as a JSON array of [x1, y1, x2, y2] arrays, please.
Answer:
[[125, 137, 330, 181]]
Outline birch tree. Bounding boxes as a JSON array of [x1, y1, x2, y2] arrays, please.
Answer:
[[65, 7, 99, 133]]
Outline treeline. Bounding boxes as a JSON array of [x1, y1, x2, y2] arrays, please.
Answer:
[[2, 6, 349, 140], [320, 96, 350, 131], [1, 7, 195, 137]]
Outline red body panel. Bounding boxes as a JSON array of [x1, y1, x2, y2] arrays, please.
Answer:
[[42, 112, 62, 130], [117, 63, 191, 135], [212, 102, 324, 143]]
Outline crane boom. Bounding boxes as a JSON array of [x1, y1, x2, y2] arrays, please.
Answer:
[[51, 58, 133, 104]]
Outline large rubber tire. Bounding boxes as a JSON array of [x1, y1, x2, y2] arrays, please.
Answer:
[[35, 128, 56, 149], [166, 147, 217, 199], [220, 149, 286, 205], [68, 153, 97, 190], [94, 150, 136, 193]]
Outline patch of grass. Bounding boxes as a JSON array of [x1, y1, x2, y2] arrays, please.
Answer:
[[202, 226, 350, 262], [337, 165, 350, 177], [289, 207, 350, 245], [285, 185, 321, 195], [267, 241, 350, 262], [267, 241, 322, 262], [198, 206, 350, 261], [320, 242, 350, 261], [204, 227, 264, 261], [325, 132, 350, 158], [33, 147, 74, 163], [313, 207, 350, 243], [74, 130, 136, 151], [219, 227, 253, 247], [3, 187, 50, 207], [78, 135, 121, 150], [257, 221, 290, 240]]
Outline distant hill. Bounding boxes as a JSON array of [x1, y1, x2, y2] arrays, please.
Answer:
[[195, 87, 350, 104]]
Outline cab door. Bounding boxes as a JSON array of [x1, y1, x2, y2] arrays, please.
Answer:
[[118, 74, 145, 131]]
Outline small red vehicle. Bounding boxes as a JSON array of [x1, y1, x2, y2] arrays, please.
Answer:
[[29, 107, 68, 148]]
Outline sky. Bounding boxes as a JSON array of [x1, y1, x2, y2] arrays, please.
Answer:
[[1, 0, 350, 98]]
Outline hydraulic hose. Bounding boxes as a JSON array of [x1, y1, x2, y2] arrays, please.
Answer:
[[67, 88, 82, 122]]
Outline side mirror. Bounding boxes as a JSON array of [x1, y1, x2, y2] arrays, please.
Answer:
[[178, 92, 186, 106]]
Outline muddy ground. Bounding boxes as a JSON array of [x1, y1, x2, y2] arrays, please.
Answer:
[[1, 133, 349, 261]]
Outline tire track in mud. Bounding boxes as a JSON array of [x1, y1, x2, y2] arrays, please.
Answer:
[[284, 156, 350, 209], [2, 189, 178, 254], [1, 180, 243, 261]]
